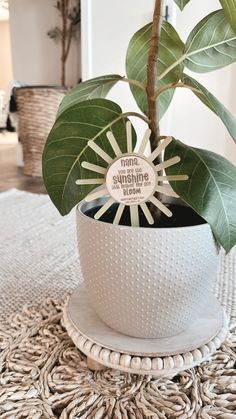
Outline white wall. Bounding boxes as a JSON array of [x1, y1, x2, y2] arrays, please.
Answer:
[[82, 0, 156, 79], [81, 0, 158, 143], [0, 20, 13, 102], [9, 0, 81, 87], [166, 0, 236, 164], [81, 0, 236, 164]]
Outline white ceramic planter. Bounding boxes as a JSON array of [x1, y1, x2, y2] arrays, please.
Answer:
[[76, 199, 219, 339]]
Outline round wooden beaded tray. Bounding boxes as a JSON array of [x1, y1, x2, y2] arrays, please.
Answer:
[[63, 284, 228, 376]]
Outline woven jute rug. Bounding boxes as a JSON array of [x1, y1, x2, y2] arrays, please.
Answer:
[[0, 189, 236, 418]]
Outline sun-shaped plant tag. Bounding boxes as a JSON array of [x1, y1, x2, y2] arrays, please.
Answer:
[[76, 122, 188, 227]]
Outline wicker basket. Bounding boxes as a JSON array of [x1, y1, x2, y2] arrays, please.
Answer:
[[14, 86, 67, 177]]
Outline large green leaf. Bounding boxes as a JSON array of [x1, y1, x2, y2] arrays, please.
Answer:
[[126, 21, 184, 119], [220, 0, 236, 33], [174, 0, 190, 10], [58, 75, 122, 117], [165, 139, 236, 252], [43, 99, 136, 215], [181, 74, 236, 143], [158, 9, 236, 81], [184, 9, 236, 73]]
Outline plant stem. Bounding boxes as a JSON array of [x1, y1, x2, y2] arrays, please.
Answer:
[[65, 21, 74, 62], [121, 77, 146, 91], [61, 0, 68, 86], [146, 0, 162, 153], [158, 55, 186, 82], [122, 111, 150, 124], [146, 0, 163, 221], [153, 82, 201, 99]]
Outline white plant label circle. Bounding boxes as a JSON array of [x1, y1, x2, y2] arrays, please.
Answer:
[[75, 122, 189, 226], [106, 154, 157, 206]]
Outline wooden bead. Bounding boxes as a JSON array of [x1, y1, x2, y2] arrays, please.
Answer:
[[76, 335, 86, 348], [100, 349, 110, 362], [91, 344, 102, 358], [163, 356, 174, 370], [151, 357, 163, 370], [84, 340, 93, 352], [110, 352, 120, 365], [141, 357, 152, 371], [131, 357, 141, 370], [217, 328, 227, 341], [183, 352, 194, 366], [207, 341, 216, 354], [120, 354, 131, 368], [71, 330, 79, 342], [192, 349, 202, 362], [199, 345, 210, 357], [213, 337, 222, 349], [173, 354, 184, 368]]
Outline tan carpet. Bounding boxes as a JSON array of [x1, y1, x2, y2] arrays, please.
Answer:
[[0, 189, 81, 320], [0, 189, 235, 418]]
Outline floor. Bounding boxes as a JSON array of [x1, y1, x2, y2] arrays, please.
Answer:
[[0, 141, 46, 194]]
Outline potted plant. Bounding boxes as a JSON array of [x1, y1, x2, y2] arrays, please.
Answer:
[[42, 0, 236, 339], [14, 0, 81, 177], [47, 0, 81, 87]]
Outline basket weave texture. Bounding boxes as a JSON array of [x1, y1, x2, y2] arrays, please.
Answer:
[[14, 87, 67, 177]]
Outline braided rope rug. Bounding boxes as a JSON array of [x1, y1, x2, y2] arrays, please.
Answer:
[[0, 189, 236, 418]]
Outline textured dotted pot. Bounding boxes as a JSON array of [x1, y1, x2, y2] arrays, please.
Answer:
[[76, 199, 219, 339]]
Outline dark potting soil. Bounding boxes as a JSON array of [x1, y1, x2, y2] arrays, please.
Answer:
[[85, 203, 205, 228]]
